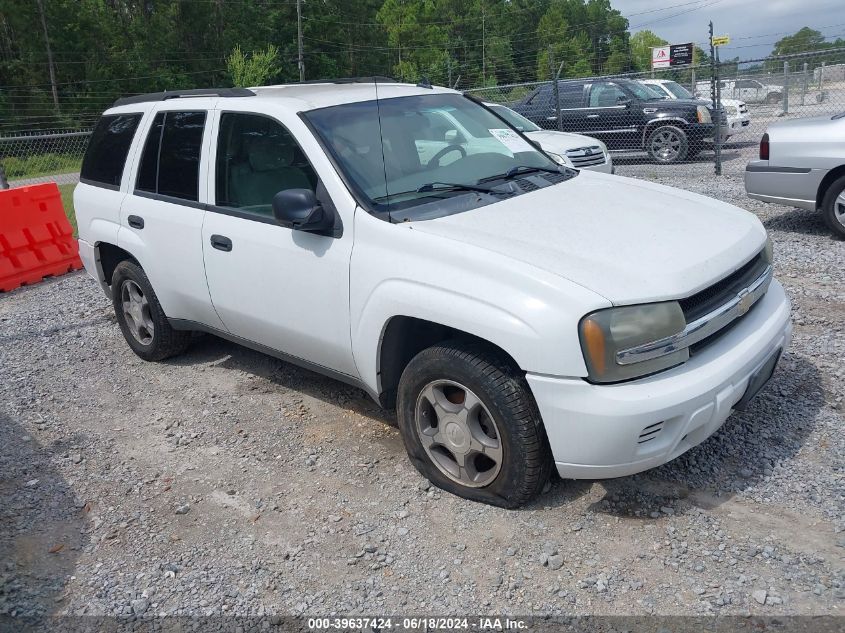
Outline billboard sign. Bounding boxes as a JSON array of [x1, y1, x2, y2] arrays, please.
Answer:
[[652, 42, 694, 69]]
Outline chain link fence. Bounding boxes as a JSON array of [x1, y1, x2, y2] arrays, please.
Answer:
[[0, 48, 843, 192], [466, 47, 845, 181], [0, 129, 91, 189]]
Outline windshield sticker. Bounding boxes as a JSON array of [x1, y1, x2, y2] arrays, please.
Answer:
[[488, 128, 534, 154]]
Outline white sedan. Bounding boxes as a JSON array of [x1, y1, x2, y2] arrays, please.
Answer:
[[485, 102, 613, 173]]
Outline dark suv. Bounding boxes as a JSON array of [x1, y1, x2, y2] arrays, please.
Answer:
[[511, 78, 721, 164]]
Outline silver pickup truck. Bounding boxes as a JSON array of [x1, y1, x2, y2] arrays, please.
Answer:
[[745, 112, 845, 238]]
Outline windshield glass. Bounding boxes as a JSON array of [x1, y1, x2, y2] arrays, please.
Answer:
[[662, 81, 694, 99], [488, 104, 541, 132], [305, 93, 558, 214], [621, 80, 663, 101]]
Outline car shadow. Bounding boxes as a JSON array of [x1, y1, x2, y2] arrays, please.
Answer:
[[585, 353, 823, 518], [763, 206, 831, 237], [165, 333, 393, 425], [0, 415, 89, 624]]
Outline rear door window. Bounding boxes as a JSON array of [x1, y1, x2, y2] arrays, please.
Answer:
[[135, 110, 206, 202], [80, 113, 142, 188]]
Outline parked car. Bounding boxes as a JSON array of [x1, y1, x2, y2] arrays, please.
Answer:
[[696, 79, 782, 105], [510, 78, 723, 163], [75, 81, 791, 508], [484, 102, 613, 173], [641, 79, 750, 140], [745, 112, 845, 238]]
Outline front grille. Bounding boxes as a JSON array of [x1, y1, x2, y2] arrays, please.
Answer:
[[680, 251, 768, 322], [679, 250, 770, 355], [565, 146, 606, 168]]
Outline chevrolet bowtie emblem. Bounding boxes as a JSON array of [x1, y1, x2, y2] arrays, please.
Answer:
[[737, 288, 753, 316]]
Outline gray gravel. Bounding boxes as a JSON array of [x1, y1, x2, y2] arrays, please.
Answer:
[[0, 162, 843, 620]]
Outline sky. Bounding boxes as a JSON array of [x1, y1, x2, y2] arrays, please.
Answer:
[[616, 0, 844, 61]]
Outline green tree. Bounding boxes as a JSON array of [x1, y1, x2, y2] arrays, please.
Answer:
[[629, 30, 667, 72], [773, 27, 826, 55], [226, 45, 280, 87]]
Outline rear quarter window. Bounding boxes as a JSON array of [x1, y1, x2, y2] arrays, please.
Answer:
[[80, 113, 142, 188]]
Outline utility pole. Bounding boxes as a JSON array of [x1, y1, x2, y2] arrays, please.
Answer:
[[35, 0, 59, 112], [296, 0, 304, 82], [481, 1, 486, 83], [709, 21, 722, 176]]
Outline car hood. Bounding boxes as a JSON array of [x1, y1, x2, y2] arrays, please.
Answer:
[[525, 130, 606, 151], [411, 171, 766, 305]]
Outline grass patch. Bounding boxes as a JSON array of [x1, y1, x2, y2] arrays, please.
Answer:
[[58, 183, 77, 236], [3, 153, 83, 180]]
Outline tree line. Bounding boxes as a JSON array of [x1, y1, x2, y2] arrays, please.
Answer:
[[0, 0, 840, 131]]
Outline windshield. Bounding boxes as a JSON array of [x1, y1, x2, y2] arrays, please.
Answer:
[[621, 80, 664, 101], [305, 93, 558, 215], [488, 104, 541, 132], [662, 81, 694, 99]]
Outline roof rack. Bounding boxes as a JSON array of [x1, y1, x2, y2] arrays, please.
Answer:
[[298, 76, 399, 85], [113, 88, 255, 107]]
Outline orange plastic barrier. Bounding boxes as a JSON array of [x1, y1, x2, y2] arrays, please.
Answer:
[[0, 182, 82, 292]]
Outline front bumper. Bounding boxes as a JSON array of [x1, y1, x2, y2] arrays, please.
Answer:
[[726, 113, 751, 134], [745, 162, 827, 211], [527, 279, 791, 479]]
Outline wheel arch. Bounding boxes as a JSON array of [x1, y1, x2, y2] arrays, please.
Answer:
[[95, 241, 139, 287], [641, 117, 689, 148], [816, 165, 845, 210], [376, 316, 523, 410]]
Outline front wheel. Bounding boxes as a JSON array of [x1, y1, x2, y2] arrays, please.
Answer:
[[821, 175, 845, 239], [766, 92, 782, 105], [647, 125, 689, 163], [396, 341, 552, 508]]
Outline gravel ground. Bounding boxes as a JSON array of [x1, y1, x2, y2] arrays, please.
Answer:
[[0, 160, 843, 624]]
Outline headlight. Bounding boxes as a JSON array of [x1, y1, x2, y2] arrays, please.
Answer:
[[697, 106, 712, 123], [547, 151, 573, 167], [579, 302, 687, 383]]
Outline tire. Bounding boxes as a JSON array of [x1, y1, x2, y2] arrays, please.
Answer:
[[111, 260, 191, 361], [821, 175, 845, 239], [396, 340, 552, 508], [647, 125, 689, 163], [766, 92, 782, 105]]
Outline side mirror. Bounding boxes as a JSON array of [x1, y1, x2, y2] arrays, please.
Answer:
[[272, 188, 333, 234], [617, 96, 632, 107]]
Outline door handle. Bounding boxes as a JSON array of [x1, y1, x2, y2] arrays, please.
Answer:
[[586, 114, 600, 119], [210, 234, 232, 252], [127, 215, 144, 229]]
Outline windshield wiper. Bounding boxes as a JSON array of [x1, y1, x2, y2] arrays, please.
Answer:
[[416, 181, 500, 194], [478, 165, 561, 183]]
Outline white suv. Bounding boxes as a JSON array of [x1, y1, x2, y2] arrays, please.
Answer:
[[75, 80, 791, 508]]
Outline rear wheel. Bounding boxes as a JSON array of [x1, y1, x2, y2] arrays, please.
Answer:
[[647, 125, 689, 163], [111, 260, 191, 361], [396, 341, 552, 508], [821, 175, 845, 239], [766, 92, 782, 105]]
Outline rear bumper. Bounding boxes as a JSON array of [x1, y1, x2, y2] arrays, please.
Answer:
[[744, 162, 826, 211], [527, 279, 791, 479], [77, 238, 111, 296]]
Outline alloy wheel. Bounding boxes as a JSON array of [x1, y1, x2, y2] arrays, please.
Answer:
[[414, 380, 503, 488], [835, 191, 845, 229], [651, 129, 682, 162], [121, 280, 155, 345]]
